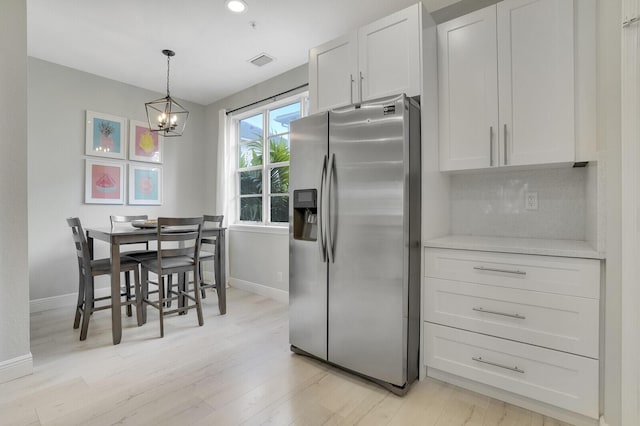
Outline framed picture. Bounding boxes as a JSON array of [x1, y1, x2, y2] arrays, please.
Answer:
[[129, 164, 162, 205], [85, 110, 126, 159], [85, 159, 125, 204], [129, 119, 163, 163]]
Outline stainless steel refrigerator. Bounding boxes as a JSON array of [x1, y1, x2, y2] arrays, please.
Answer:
[[289, 94, 421, 395]]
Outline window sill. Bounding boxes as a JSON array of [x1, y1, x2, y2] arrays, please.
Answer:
[[229, 224, 289, 235]]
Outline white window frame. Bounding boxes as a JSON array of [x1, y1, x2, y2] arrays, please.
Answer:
[[232, 92, 308, 227]]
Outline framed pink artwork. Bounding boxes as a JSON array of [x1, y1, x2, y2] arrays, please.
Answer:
[[85, 159, 125, 204], [128, 164, 162, 205], [85, 110, 126, 159], [129, 120, 163, 163]]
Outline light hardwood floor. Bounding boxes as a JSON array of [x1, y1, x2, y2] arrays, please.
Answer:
[[1, 288, 573, 426]]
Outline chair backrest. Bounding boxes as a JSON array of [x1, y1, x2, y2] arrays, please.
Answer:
[[110, 214, 148, 227], [110, 214, 150, 248], [203, 215, 224, 228], [66, 217, 92, 273], [156, 217, 204, 267]]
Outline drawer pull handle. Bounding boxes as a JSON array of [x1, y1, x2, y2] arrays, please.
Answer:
[[472, 356, 525, 374], [473, 266, 526, 275], [473, 307, 526, 320]]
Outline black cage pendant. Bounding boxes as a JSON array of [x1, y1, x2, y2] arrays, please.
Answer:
[[145, 49, 189, 137]]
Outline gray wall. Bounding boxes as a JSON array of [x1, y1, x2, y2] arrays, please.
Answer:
[[598, 0, 622, 424], [27, 58, 208, 301], [205, 64, 308, 294], [0, 0, 31, 379]]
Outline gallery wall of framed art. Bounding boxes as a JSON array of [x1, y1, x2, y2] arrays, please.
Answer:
[[84, 110, 164, 205]]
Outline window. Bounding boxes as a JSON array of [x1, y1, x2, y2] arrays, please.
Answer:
[[234, 94, 307, 225]]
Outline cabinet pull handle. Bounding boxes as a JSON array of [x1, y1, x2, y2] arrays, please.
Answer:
[[472, 357, 525, 374], [473, 266, 526, 275], [359, 71, 364, 102], [473, 307, 526, 320], [349, 74, 354, 104], [623, 16, 640, 27], [503, 124, 508, 165], [489, 126, 494, 166]]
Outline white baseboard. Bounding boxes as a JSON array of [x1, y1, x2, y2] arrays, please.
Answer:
[[30, 273, 224, 314], [427, 368, 599, 426], [30, 288, 111, 313], [0, 353, 33, 383], [599, 416, 609, 426], [30, 292, 77, 313], [229, 278, 288, 303]]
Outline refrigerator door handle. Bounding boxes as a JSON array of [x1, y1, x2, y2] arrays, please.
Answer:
[[327, 153, 336, 263], [319, 155, 328, 262]]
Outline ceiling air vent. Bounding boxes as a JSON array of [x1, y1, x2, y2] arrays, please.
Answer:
[[248, 53, 275, 67]]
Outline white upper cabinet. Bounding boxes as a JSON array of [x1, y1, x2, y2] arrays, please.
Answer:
[[437, 5, 499, 171], [438, 0, 584, 172], [358, 5, 422, 102], [309, 33, 358, 114], [309, 3, 422, 114], [497, 0, 574, 167]]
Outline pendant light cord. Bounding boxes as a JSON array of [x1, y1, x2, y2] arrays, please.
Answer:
[[166, 54, 171, 97]]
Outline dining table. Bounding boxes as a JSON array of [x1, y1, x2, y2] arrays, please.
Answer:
[[85, 223, 226, 345]]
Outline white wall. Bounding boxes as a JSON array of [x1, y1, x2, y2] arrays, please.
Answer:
[[204, 64, 308, 295], [27, 58, 208, 302], [0, 0, 31, 382], [598, 0, 623, 424]]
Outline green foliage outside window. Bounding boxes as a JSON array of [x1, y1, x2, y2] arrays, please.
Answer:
[[239, 136, 290, 222]]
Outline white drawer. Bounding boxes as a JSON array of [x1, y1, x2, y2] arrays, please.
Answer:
[[424, 323, 599, 419], [425, 248, 600, 299], [424, 278, 599, 358]]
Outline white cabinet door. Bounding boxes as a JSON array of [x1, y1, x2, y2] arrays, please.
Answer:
[[424, 323, 599, 419], [497, 0, 575, 166], [309, 32, 358, 114], [437, 5, 499, 171], [358, 3, 422, 102]]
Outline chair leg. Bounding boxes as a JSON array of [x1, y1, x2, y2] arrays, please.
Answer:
[[158, 276, 165, 338], [141, 267, 149, 324], [74, 268, 84, 329], [133, 266, 143, 327], [79, 276, 94, 341], [125, 270, 132, 317], [178, 273, 187, 315], [199, 262, 207, 299], [193, 266, 204, 327], [166, 274, 173, 307]]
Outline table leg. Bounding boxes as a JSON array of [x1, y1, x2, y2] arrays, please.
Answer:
[[110, 237, 122, 345], [217, 230, 226, 315]]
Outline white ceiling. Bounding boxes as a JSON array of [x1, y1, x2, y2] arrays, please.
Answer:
[[27, 0, 438, 106]]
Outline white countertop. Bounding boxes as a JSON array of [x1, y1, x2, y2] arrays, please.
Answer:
[[424, 235, 604, 259]]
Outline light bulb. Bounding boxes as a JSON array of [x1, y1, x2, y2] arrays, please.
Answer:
[[226, 0, 247, 13]]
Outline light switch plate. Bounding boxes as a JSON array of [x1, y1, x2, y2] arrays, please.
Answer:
[[525, 192, 538, 210]]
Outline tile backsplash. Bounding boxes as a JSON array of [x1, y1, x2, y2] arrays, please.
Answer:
[[450, 167, 588, 240]]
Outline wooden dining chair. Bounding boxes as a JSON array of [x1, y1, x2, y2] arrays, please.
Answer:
[[165, 214, 224, 309], [110, 214, 158, 315], [66, 217, 142, 341], [199, 215, 224, 298], [110, 214, 157, 260], [140, 217, 204, 337]]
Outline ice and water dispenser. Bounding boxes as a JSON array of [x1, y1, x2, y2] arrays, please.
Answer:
[[292, 189, 317, 241]]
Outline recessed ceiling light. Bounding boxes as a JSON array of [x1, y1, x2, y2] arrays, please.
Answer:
[[226, 0, 247, 13]]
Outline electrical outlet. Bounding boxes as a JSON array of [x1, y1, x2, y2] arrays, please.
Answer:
[[525, 192, 538, 210], [277, 271, 283, 282]]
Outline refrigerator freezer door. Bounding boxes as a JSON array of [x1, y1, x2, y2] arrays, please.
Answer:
[[327, 95, 409, 386], [289, 113, 329, 360]]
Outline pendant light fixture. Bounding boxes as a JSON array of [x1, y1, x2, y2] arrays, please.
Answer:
[[145, 49, 189, 137]]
